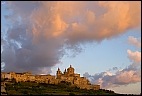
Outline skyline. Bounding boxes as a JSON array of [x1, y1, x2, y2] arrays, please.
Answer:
[[1, 1, 141, 94]]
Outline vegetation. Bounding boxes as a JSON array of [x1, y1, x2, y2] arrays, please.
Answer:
[[4, 80, 119, 95]]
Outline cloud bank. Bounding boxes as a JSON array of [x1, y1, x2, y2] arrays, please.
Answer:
[[1, 1, 141, 74], [83, 36, 141, 88]]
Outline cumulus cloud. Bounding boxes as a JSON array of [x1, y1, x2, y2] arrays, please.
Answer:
[[115, 69, 141, 85], [1, 1, 141, 74], [127, 49, 141, 63], [83, 65, 141, 88], [128, 36, 141, 48], [83, 36, 141, 88]]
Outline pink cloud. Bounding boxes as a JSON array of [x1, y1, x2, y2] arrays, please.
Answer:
[[2, 1, 141, 74], [128, 36, 141, 48], [127, 49, 141, 63]]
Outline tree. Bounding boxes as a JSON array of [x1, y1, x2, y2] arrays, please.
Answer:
[[1, 78, 5, 82], [4, 78, 8, 81], [69, 92, 75, 95], [11, 78, 16, 83]]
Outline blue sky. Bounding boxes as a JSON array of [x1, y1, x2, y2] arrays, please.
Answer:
[[51, 28, 141, 94], [1, 1, 141, 94], [52, 29, 141, 76]]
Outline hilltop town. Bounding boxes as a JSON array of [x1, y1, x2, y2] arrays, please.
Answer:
[[1, 65, 100, 91]]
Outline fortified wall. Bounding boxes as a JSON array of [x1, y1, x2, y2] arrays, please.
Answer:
[[1, 65, 100, 90]]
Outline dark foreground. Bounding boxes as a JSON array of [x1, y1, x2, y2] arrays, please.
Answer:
[[2, 80, 140, 95]]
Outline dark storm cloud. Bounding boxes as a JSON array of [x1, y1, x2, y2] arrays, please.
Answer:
[[1, 1, 141, 74]]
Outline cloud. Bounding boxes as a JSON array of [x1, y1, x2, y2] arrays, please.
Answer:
[[1, 1, 6, 5], [83, 65, 141, 88], [127, 49, 141, 63], [1, 1, 141, 74], [83, 36, 141, 88], [128, 36, 141, 48], [115, 69, 141, 85]]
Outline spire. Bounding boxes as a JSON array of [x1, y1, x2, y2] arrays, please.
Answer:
[[64, 68, 66, 72], [58, 67, 60, 71], [70, 65, 72, 68]]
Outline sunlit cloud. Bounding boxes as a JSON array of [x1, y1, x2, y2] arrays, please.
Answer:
[[127, 49, 141, 63], [128, 36, 141, 48], [1, 1, 141, 74], [83, 36, 141, 89]]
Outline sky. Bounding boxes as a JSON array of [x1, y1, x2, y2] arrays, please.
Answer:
[[1, 1, 141, 94]]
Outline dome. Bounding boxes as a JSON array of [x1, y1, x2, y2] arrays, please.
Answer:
[[67, 65, 74, 70], [67, 65, 74, 75]]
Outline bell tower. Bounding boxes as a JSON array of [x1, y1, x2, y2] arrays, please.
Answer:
[[56, 68, 62, 79]]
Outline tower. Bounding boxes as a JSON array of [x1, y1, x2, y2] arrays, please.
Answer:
[[64, 68, 66, 74], [56, 68, 62, 79], [67, 65, 74, 76]]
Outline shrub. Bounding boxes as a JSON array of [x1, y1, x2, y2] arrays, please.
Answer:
[[69, 92, 75, 95], [11, 78, 16, 83], [4, 78, 9, 81], [1, 78, 4, 82]]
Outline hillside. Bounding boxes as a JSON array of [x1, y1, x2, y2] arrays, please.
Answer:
[[3, 80, 117, 95]]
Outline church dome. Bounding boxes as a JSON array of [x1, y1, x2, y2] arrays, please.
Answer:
[[67, 65, 74, 70], [67, 65, 74, 75]]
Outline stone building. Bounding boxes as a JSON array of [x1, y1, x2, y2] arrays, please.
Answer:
[[1, 65, 100, 90], [1, 72, 11, 79]]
